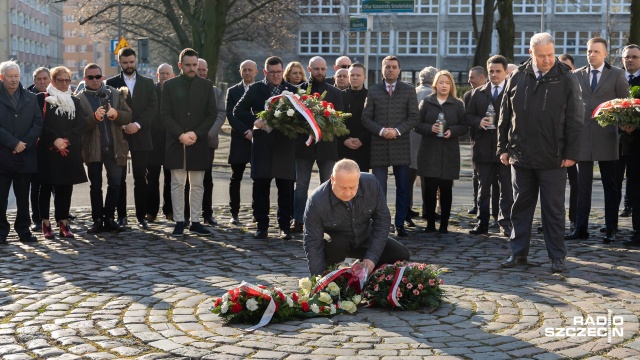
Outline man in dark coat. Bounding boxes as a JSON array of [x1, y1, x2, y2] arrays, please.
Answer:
[[106, 47, 158, 230], [465, 55, 513, 237], [160, 48, 217, 237], [361, 55, 419, 237], [0, 60, 43, 244], [291, 56, 344, 235], [622, 44, 640, 247], [146, 63, 174, 222], [226, 60, 258, 225], [233, 56, 298, 240], [339, 63, 370, 172], [498, 33, 583, 273]]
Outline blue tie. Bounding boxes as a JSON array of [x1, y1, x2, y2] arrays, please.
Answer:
[[630, 74, 635, 84], [591, 70, 599, 92], [492, 86, 499, 101], [537, 70, 543, 81]]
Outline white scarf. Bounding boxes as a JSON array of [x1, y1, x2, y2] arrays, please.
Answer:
[[45, 83, 76, 120]]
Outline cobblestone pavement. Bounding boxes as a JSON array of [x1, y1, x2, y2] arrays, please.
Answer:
[[0, 206, 638, 360]]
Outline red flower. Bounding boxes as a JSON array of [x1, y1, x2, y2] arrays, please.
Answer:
[[418, 284, 424, 290], [314, 92, 321, 98], [429, 279, 435, 286], [620, 100, 632, 108], [270, 97, 279, 104], [292, 292, 299, 303], [214, 298, 222, 307], [278, 291, 285, 302], [301, 301, 310, 312], [327, 103, 334, 109], [633, 99, 640, 105], [401, 277, 408, 284], [320, 306, 326, 312], [301, 95, 309, 100], [323, 110, 331, 117], [231, 302, 242, 313], [321, 101, 328, 107], [413, 289, 420, 295], [406, 283, 413, 289], [374, 284, 379, 291], [439, 279, 444, 285]]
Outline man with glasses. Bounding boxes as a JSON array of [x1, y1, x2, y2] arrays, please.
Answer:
[[76, 63, 132, 233], [327, 56, 352, 86], [233, 56, 297, 239]]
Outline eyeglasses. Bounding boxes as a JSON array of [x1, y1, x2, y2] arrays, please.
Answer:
[[85, 75, 103, 80], [623, 56, 640, 60], [338, 64, 350, 69], [267, 71, 283, 76], [56, 78, 71, 84]]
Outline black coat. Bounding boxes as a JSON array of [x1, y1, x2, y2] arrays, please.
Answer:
[[106, 72, 158, 151], [148, 83, 166, 166], [160, 75, 217, 171], [233, 79, 298, 180], [0, 82, 43, 174], [226, 82, 251, 164], [620, 75, 640, 156], [339, 86, 370, 170], [295, 81, 344, 161], [465, 82, 504, 163], [36, 94, 87, 185]]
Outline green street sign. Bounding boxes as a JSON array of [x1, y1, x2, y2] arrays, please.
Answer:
[[350, 17, 367, 32], [362, 0, 414, 12]]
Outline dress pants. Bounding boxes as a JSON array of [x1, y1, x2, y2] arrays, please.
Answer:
[[30, 174, 41, 224], [615, 154, 630, 209], [87, 154, 122, 222], [229, 163, 248, 217], [252, 177, 293, 231], [407, 168, 426, 215], [146, 165, 172, 219], [372, 165, 409, 227], [170, 169, 204, 223], [575, 160, 618, 231], [117, 150, 148, 221], [626, 142, 639, 231], [39, 184, 73, 222], [324, 235, 410, 272], [293, 158, 334, 224], [567, 164, 578, 223], [422, 177, 453, 228], [201, 148, 216, 219], [509, 165, 567, 260], [0, 173, 32, 238], [476, 162, 512, 227]]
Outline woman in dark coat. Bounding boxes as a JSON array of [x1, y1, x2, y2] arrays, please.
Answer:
[[415, 70, 468, 233], [36, 66, 87, 239]]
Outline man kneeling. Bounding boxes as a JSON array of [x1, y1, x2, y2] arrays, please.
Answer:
[[303, 159, 410, 276]]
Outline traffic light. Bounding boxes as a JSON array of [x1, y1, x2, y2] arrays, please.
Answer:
[[138, 38, 150, 64]]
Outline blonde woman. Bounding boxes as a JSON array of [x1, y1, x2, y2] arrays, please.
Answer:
[[284, 61, 307, 86]]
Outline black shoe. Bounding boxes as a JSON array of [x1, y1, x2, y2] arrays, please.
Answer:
[[623, 235, 640, 247], [409, 209, 420, 218], [551, 258, 566, 273], [599, 225, 608, 233], [204, 216, 218, 226], [500, 255, 527, 268], [165, 213, 174, 222], [290, 222, 304, 234], [537, 225, 544, 233], [467, 206, 478, 215], [137, 219, 149, 230], [469, 224, 488, 235], [500, 225, 512, 238], [19, 234, 38, 243], [603, 229, 616, 244], [565, 228, 589, 240], [30, 223, 42, 232], [68, 213, 77, 221], [87, 221, 103, 234], [117, 217, 128, 227], [280, 230, 292, 240], [172, 221, 185, 237], [145, 214, 156, 223], [434, 213, 441, 221], [438, 226, 448, 234], [620, 207, 631, 218], [405, 218, 416, 228], [229, 216, 240, 225], [190, 222, 212, 236], [254, 229, 268, 239], [424, 225, 436, 233], [395, 226, 408, 237], [105, 219, 125, 232]]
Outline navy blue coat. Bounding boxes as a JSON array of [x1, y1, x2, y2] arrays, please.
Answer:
[[226, 82, 252, 164]]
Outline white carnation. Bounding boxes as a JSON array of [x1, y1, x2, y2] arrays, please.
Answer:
[[351, 295, 362, 305], [286, 109, 295, 117], [286, 297, 294, 308], [299, 278, 312, 292], [310, 303, 320, 314], [220, 302, 229, 314], [329, 304, 336, 314], [246, 298, 259, 311], [222, 293, 229, 301], [318, 292, 333, 304], [339, 300, 356, 313], [327, 282, 340, 296], [274, 110, 282, 117]]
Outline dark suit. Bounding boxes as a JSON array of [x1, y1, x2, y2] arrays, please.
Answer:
[[626, 75, 640, 233], [146, 82, 172, 220], [226, 81, 252, 218], [0, 82, 43, 239], [574, 63, 629, 233], [339, 86, 370, 171], [106, 72, 158, 222], [233, 79, 298, 232]]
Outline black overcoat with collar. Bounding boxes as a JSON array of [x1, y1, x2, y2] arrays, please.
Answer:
[[465, 82, 504, 163], [226, 81, 252, 164]]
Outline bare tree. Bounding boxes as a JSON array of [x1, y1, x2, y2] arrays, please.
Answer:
[[630, 0, 639, 45], [496, 0, 515, 62], [471, 0, 495, 67]]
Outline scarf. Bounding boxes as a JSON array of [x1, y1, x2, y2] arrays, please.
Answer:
[[45, 83, 76, 120]]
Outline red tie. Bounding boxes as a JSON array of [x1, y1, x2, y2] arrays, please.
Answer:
[[388, 84, 393, 96]]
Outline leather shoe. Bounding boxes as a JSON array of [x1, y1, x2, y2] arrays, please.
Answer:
[[254, 229, 268, 239], [204, 216, 218, 226], [145, 214, 156, 223], [551, 258, 567, 273], [290, 222, 304, 234], [623, 234, 640, 247], [424, 225, 436, 233], [501, 225, 512, 238], [409, 209, 420, 218], [30, 223, 42, 232], [537, 225, 544, 233], [105, 219, 125, 232], [467, 206, 478, 215], [438, 226, 448, 234], [620, 206, 631, 217], [87, 221, 103, 234], [395, 226, 408, 237], [137, 219, 149, 230], [405, 218, 416, 228], [19, 234, 38, 243], [280, 230, 292, 240], [500, 255, 527, 268], [599, 225, 608, 233], [565, 228, 589, 240], [229, 216, 240, 225], [469, 224, 488, 235], [117, 217, 128, 227], [603, 229, 616, 244]]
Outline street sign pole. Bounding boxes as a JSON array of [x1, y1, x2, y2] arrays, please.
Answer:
[[364, 14, 371, 76]]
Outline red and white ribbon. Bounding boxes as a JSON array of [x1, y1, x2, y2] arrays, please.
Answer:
[[237, 281, 278, 332], [387, 266, 407, 307], [592, 101, 614, 118], [266, 92, 323, 146], [312, 268, 350, 295]]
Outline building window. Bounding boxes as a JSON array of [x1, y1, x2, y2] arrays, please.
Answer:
[[555, 0, 601, 14], [64, 14, 76, 22], [346, 31, 391, 55], [348, 32, 366, 55], [65, 44, 77, 52], [79, 45, 88, 52], [447, 31, 475, 55], [299, 31, 341, 55], [448, 0, 483, 15], [299, 0, 341, 15], [555, 31, 599, 55], [609, 31, 629, 53], [513, 0, 540, 14], [514, 31, 535, 55], [610, 0, 631, 13], [397, 31, 437, 55], [412, 0, 438, 14], [348, 0, 361, 14], [65, 59, 77, 68]]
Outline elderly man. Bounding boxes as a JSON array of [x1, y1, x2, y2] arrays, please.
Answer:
[[326, 56, 352, 86], [0, 60, 43, 244], [333, 68, 349, 90], [27, 67, 50, 94], [303, 159, 410, 276]]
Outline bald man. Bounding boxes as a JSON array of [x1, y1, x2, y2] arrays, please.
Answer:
[[327, 56, 351, 86]]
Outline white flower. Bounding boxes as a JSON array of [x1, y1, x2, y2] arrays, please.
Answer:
[[220, 302, 229, 314], [286, 109, 295, 117], [327, 282, 340, 296], [274, 110, 282, 117], [222, 293, 229, 301], [299, 278, 312, 293], [339, 300, 356, 313], [310, 303, 320, 313], [286, 296, 294, 308], [329, 304, 336, 314], [351, 295, 362, 305], [246, 298, 259, 311], [318, 292, 332, 304]]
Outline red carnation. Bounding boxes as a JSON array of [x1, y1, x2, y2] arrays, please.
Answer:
[[323, 110, 331, 117], [301, 301, 310, 312], [214, 298, 222, 307], [321, 101, 328, 107], [270, 97, 279, 104], [292, 292, 299, 303], [327, 103, 334, 109], [278, 292, 285, 302], [231, 302, 242, 313], [402, 276, 408, 283], [439, 279, 444, 285], [429, 279, 435, 286], [314, 92, 321, 98], [301, 95, 309, 100], [320, 306, 326, 312]]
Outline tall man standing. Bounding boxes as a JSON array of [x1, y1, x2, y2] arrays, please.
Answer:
[[498, 32, 583, 273], [361, 55, 419, 237], [0, 60, 43, 244], [226, 60, 258, 225], [565, 37, 629, 243], [622, 44, 640, 247], [160, 48, 217, 237], [107, 47, 158, 230], [339, 63, 370, 172], [233, 56, 298, 240]]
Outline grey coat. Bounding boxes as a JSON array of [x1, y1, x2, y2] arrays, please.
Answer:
[[361, 81, 419, 167], [415, 94, 468, 180], [410, 85, 433, 169], [575, 63, 629, 161]]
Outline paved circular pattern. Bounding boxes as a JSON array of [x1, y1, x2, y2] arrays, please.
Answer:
[[0, 206, 639, 359]]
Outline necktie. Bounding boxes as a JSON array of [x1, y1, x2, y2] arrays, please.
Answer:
[[388, 84, 393, 96], [591, 70, 599, 92], [537, 70, 543, 81], [629, 74, 635, 84], [492, 86, 499, 101]]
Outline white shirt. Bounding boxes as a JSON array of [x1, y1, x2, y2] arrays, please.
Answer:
[[123, 72, 140, 129], [243, 81, 253, 93], [531, 63, 548, 78], [625, 69, 640, 81], [589, 63, 605, 84], [491, 81, 506, 96]]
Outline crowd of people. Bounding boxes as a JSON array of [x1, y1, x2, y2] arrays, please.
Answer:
[[0, 33, 638, 274]]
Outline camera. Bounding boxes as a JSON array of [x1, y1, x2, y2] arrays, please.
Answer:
[[96, 87, 111, 109]]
